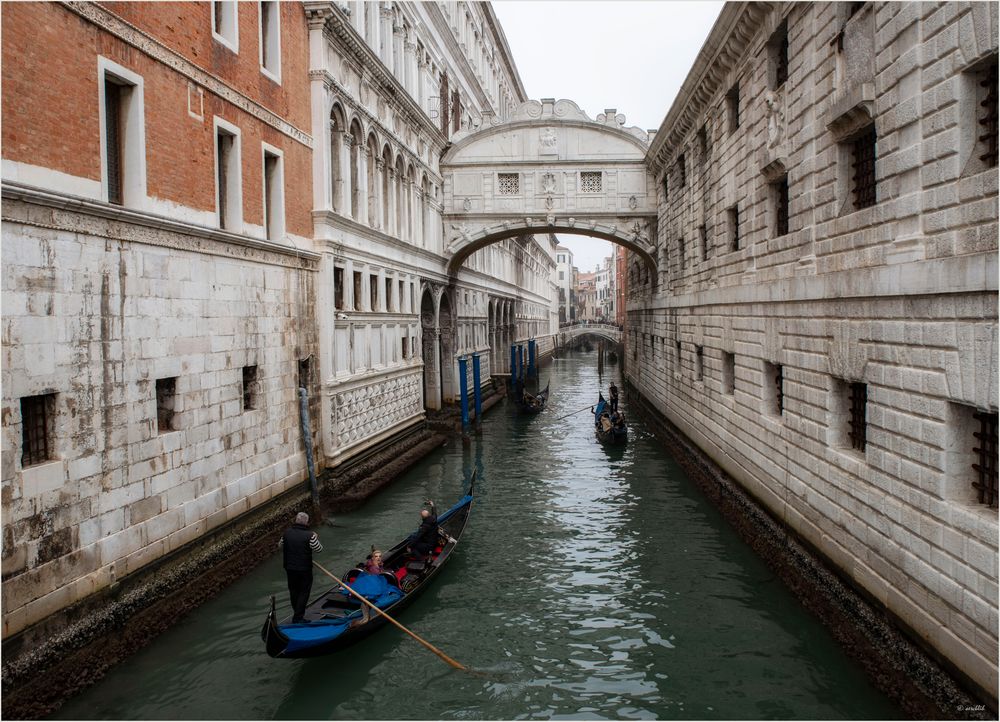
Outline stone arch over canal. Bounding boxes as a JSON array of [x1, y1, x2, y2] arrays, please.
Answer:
[[441, 99, 659, 275]]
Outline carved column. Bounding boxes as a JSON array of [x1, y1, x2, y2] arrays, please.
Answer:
[[387, 168, 398, 237], [340, 132, 353, 218], [414, 188, 424, 247], [421, 323, 441, 410], [357, 142, 369, 225], [374, 159, 385, 231], [380, 7, 394, 74], [404, 39, 417, 94]]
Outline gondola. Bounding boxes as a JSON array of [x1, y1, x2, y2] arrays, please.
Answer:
[[593, 393, 627, 445], [513, 380, 550, 414], [261, 475, 475, 658]]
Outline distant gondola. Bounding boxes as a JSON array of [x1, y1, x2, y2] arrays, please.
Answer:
[[261, 476, 475, 658], [593, 393, 627, 445], [513, 380, 550, 414]]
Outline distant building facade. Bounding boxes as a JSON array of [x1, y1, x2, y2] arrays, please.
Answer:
[[555, 245, 574, 323], [1, 1, 555, 639]]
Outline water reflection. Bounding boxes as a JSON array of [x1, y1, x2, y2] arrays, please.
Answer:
[[53, 350, 902, 721]]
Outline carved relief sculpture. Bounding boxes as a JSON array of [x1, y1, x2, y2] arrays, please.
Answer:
[[765, 89, 784, 148], [539, 128, 557, 154]]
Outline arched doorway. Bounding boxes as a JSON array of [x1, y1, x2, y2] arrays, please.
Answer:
[[420, 287, 440, 410], [438, 291, 456, 403]]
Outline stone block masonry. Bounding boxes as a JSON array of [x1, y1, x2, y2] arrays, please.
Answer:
[[640, 0, 998, 706], [0, 196, 319, 639]]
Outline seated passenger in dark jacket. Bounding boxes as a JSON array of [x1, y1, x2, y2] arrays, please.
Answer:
[[407, 506, 439, 557]]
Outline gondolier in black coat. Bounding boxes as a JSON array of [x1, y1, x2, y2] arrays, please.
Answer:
[[609, 383, 619, 412], [278, 511, 323, 623], [407, 503, 439, 557]]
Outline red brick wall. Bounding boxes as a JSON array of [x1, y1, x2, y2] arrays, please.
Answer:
[[2, 2, 313, 239]]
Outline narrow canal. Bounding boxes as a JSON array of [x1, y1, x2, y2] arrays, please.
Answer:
[[53, 350, 901, 720]]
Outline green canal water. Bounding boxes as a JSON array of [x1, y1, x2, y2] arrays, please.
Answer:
[[53, 350, 901, 720]]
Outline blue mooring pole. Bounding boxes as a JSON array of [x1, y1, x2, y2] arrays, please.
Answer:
[[458, 356, 469, 429], [472, 354, 482, 424], [518, 344, 525, 382], [510, 345, 517, 384], [528, 339, 536, 379]]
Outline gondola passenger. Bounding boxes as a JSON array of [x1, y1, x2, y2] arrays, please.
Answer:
[[363, 549, 385, 575]]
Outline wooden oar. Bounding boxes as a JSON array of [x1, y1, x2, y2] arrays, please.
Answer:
[[552, 404, 597, 421], [312, 560, 468, 672]]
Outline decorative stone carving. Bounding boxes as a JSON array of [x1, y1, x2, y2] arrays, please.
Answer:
[[334, 373, 422, 448], [764, 89, 784, 148], [539, 128, 557, 154], [540, 172, 556, 194], [629, 195, 638, 210], [462, 198, 472, 212]]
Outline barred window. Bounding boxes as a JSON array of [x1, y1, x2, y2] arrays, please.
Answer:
[[851, 124, 877, 210], [156, 378, 177, 434], [770, 21, 789, 89], [242, 365, 258, 411], [723, 352, 735, 394], [700, 223, 709, 261], [698, 126, 709, 161], [298, 357, 311, 391], [977, 61, 998, 168], [21, 394, 55, 467], [677, 154, 686, 187], [695, 345, 704, 381], [104, 79, 123, 205], [497, 173, 519, 195], [728, 205, 740, 252], [972, 411, 998, 508], [580, 171, 602, 193], [727, 83, 740, 133], [334, 267, 345, 310], [677, 236, 685, 270], [848, 382, 867, 452], [773, 174, 789, 236]]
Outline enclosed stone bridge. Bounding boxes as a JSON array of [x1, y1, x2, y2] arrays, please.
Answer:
[[557, 322, 622, 346], [441, 99, 658, 274]]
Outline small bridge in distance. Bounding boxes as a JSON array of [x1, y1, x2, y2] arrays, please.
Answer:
[[556, 323, 622, 347]]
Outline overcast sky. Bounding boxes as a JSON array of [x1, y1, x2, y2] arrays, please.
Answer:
[[491, 0, 724, 272]]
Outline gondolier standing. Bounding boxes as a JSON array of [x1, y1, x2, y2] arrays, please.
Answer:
[[278, 511, 323, 623], [609, 382, 619, 412]]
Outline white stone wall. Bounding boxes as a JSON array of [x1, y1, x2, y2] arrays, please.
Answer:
[[1, 202, 318, 637], [637, 1, 998, 698]]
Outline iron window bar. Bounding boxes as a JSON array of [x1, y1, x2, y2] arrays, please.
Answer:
[[848, 382, 867, 452], [775, 176, 789, 236], [979, 63, 998, 167], [21, 395, 50, 467], [972, 411, 998, 508], [775, 25, 789, 88], [851, 125, 877, 210], [775, 365, 784, 415]]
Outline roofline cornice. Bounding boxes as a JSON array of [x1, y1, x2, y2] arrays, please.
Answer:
[[303, 2, 447, 148], [646, 1, 770, 174]]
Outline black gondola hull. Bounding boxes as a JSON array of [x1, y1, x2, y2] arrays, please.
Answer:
[[262, 483, 474, 659]]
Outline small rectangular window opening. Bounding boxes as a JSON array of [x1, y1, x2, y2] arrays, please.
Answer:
[[263, 150, 281, 240], [104, 79, 124, 206], [353, 271, 363, 311], [771, 21, 789, 90], [260, 1, 280, 77], [21, 394, 55, 467], [698, 126, 709, 161], [497, 173, 519, 195], [677, 155, 686, 188], [217, 128, 236, 229], [677, 237, 685, 270], [851, 124, 877, 210], [700, 223, 709, 261], [242, 365, 258, 411], [156, 378, 177, 434], [978, 61, 998, 168], [848, 381, 867, 452], [972, 411, 998, 508], [773, 174, 789, 236], [370, 274, 379, 312], [695, 346, 704, 381], [723, 353, 735, 395], [580, 171, 602, 193], [727, 84, 740, 133], [728, 205, 740, 252], [334, 267, 345, 310], [402, 336, 409, 360]]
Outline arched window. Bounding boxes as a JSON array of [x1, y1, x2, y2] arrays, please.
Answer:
[[329, 105, 346, 212], [367, 135, 378, 228], [382, 145, 393, 232], [395, 156, 405, 239]]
